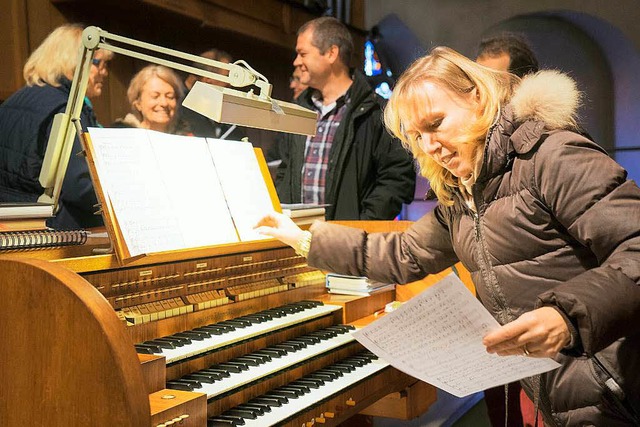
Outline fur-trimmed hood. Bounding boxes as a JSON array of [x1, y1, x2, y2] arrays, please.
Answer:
[[510, 70, 582, 130], [479, 71, 585, 188]]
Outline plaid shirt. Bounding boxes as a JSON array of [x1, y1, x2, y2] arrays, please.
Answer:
[[301, 91, 350, 204]]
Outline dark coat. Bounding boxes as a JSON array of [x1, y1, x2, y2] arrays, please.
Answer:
[[275, 71, 416, 220], [0, 80, 103, 229], [306, 71, 640, 426]]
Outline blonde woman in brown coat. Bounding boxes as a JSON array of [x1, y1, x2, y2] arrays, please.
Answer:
[[256, 47, 640, 426]]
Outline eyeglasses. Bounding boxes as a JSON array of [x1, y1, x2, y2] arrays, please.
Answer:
[[91, 58, 110, 69]]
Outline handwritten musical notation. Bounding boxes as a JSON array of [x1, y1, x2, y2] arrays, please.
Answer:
[[352, 273, 560, 397]]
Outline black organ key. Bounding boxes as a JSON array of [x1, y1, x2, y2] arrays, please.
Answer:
[[220, 319, 251, 328], [295, 335, 321, 344], [321, 367, 345, 377], [201, 368, 230, 378], [282, 383, 310, 394], [211, 323, 236, 332], [268, 389, 299, 399], [309, 330, 336, 339], [213, 415, 245, 425], [146, 339, 176, 349], [238, 403, 269, 414], [308, 372, 337, 381], [224, 409, 258, 420], [273, 343, 297, 352], [196, 325, 226, 335], [333, 363, 356, 372], [216, 363, 243, 373], [166, 380, 195, 391], [262, 347, 287, 356], [242, 354, 271, 363], [134, 344, 156, 354], [299, 300, 322, 308], [282, 340, 305, 350], [234, 357, 260, 366], [235, 316, 259, 325], [226, 360, 251, 370], [262, 393, 289, 404], [154, 337, 185, 347], [175, 331, 207, 341], [329, 364, 354, 373], [185, 373, 217, 384], [291, 379, 321, 389], [249, 397, 283, 407], [208, 418, 236, 426], [156, 334, 191, 347]]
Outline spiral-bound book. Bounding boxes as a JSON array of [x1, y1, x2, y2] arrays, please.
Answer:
[[0, 229, 89, 251]]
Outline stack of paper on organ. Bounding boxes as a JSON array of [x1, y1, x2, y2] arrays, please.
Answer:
[[86, 127, 279, 261], [0, 202, 53, 232], [326, 273, 395, 296]]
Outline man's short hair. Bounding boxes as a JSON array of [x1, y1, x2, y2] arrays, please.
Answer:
[[192, 48, 233, 74], [298, 17, 353, 67], [477, 32, 538, 78]]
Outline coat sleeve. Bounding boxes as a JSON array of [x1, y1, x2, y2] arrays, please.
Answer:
[[533, 132, 640, 355], [308, 207, 459, 284], [360, 121, 416, 220]]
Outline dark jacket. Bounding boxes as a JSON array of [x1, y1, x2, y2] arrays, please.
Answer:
[[307, 71, 640, 426], [275, 71, 416, 220], [0, 80, 103, 229]]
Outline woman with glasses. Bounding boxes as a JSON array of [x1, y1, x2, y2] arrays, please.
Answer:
[[0, 24, 113, 230]]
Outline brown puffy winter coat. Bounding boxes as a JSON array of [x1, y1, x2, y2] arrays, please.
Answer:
[[307, 71, 640, 426]]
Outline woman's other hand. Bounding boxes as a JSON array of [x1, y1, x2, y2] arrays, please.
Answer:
[[482, 307, 571, 358], [254, 212, 306, 249]]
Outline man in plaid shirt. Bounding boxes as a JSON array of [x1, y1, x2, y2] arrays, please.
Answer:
[[275, 17, 415, 220]]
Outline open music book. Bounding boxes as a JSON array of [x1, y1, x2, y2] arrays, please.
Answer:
[[85, 127, 280, 262]]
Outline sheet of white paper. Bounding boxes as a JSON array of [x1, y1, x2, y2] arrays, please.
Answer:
[[206, 139, 273, 241], [147, 131, 239, 247], [352, 273, 560, 397], [88, 127, 184, 256]]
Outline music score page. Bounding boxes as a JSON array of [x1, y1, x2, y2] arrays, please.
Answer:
[[352, 273, 560, 397]]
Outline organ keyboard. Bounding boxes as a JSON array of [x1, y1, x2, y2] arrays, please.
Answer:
[[0, 221, 437, 427]]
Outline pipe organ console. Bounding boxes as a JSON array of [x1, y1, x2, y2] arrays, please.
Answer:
[[0, 224, 432, 427]]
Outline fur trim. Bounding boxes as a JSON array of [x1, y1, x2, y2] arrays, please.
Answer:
[[510, 70, 582, 130]]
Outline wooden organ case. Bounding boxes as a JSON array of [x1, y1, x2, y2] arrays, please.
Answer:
[[0, 223, 434, 427]]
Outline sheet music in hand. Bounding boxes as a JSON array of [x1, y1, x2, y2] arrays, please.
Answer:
[[352, 273, 560, 397], [85, 127, 279, 261]]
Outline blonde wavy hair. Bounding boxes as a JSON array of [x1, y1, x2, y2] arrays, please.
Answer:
[[23, 24, 113, 87], [384, 47, 516, 205], [127, 65, 185, 122]]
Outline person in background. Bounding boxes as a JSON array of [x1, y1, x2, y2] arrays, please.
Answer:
[[276, 16, 415, 220], [113, 65, 189, 135], [475, 30, 540, 427], [0, 24, 113, 230], [179, 48, 246, 140], [257, 47, 640, 426], [289, 66, 308, 100], [476, 32, 539, 78], [265, 66, 310, 164]]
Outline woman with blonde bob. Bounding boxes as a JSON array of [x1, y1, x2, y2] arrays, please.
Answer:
[[256, 46, 640, 426], [113, 65, 189, 135], [0, 24, 113, 229]]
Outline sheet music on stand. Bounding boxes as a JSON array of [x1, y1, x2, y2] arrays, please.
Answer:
[[352, 273, 560, 397], [84, 127, 280, 262]]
